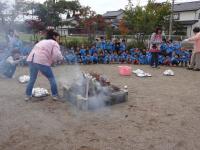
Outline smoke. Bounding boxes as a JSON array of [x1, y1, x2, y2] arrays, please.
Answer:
[[58, 64, 113, 111]]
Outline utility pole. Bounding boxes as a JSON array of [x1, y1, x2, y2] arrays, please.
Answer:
[[169, 0, 175, 39]]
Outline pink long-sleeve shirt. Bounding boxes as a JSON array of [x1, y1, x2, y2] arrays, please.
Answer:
[[27, 39, 63, 66], [188, 32, 200, 53]]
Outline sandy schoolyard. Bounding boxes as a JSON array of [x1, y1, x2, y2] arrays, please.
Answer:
[[0, 64, 200, 150]]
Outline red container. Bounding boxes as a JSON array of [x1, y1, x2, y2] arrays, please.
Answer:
[[118, 66, 132, 76]]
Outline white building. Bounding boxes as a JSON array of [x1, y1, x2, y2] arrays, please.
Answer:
[[56, 17, 79, 36], [174, 1, 200, 36]]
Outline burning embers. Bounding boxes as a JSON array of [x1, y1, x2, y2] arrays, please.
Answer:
[[63, 72, 128, 110]]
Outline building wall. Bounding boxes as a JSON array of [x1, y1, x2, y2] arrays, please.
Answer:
[[195, 9, 200, 20], [175, 10, 200, 37], [187, 25, 193, 37], [116, 13, 124, 20], [179, 11, 196, 20]]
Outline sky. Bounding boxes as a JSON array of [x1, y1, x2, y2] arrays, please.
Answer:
[[7, 0, 200, 14]]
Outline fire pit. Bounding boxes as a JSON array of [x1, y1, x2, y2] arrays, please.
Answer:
[[63, 72, 128, 110]]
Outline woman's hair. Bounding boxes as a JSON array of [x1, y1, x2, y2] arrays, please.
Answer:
[[46, 29, 60, 40], [155, 27, 162, 34], [152, 44, 157, 49], [193, 27, 200, 33]]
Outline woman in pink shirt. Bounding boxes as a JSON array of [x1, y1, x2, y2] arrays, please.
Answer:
[[25, 30, 63, 101], [184, 27, 200, 71], [150, 27, 163, 50]]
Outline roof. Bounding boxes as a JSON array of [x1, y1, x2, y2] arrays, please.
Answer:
[[174, 1, 200, 12], [103, 9, 124, 18], [176, 20, 198, 26]]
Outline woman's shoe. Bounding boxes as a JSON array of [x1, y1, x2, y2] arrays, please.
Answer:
[[24, 96, 32, 101], [186, 67, 193, 70], [52, 96, 65, 102]]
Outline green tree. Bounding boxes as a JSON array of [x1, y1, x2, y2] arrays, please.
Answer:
[[0, 1, 8, 26], [54, 0, 81, 16], [124, 0, 171, 34], [30, 1, 61, 27], [0, 0, 29, 28]]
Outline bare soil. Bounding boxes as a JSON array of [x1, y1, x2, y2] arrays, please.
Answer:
[[0, 64, 200, 150]]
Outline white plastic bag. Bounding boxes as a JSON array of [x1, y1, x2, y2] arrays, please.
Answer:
[[133, 69, 145, 74], [163, 69, 174, 76], [32, 87, 49, 98], [18, 75, 30, 83], [133, 69, 152, 77]]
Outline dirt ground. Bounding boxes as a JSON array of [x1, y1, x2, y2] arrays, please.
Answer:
[[0, 64, 200, 150]]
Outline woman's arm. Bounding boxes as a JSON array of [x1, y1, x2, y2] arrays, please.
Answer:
[[52, 43, 64, 62], [188, 33, 200, 41]]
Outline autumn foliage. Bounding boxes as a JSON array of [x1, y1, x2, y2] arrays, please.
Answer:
[[119, 19, 129, 35], [82, 15, 108, 32]]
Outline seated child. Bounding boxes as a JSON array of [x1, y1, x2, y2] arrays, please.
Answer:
[[166, 40, 174, 57], [158, 55, 165, 65], [132, 54, 139, 65], [179, 50, 190, 67], [146, 51, 152, 65], [100, 37, 106, 50], [119, 39, 126, 53], [139, 53, 147, 65], [64, 47, 77, 64], [0, 50, 24, 78], [89, 45, 97, 56], [126, 52, 133, 64], [98, 51, 104, 64], [106, 40, 113, 53], [134, 48, 140, 55], [103, 52, 110, 64], [110, 51, 119, 64], [85, 52, 92, 64], [163, 56, 171, 66], [171, 55, 180, 66], [91, 52, 98, 64], [75, 47, 81, 63], [119, 51, 127, 63], [80, 46, 86, 56], [160, 39, 168, 56], [130, 48, 135, 56]]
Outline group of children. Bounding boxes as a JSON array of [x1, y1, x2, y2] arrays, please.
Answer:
[[0, 34, 192, 79], [63, 38, 192, 67]]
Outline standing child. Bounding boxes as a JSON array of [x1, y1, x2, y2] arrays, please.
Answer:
[[149, 44, 160, 68]]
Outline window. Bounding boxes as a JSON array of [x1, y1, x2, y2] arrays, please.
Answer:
[[198, 13, 200, 19], [173, 13, 180, 20]]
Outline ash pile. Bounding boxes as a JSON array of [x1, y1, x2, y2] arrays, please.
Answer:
[[63, 72, 128, 110]]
